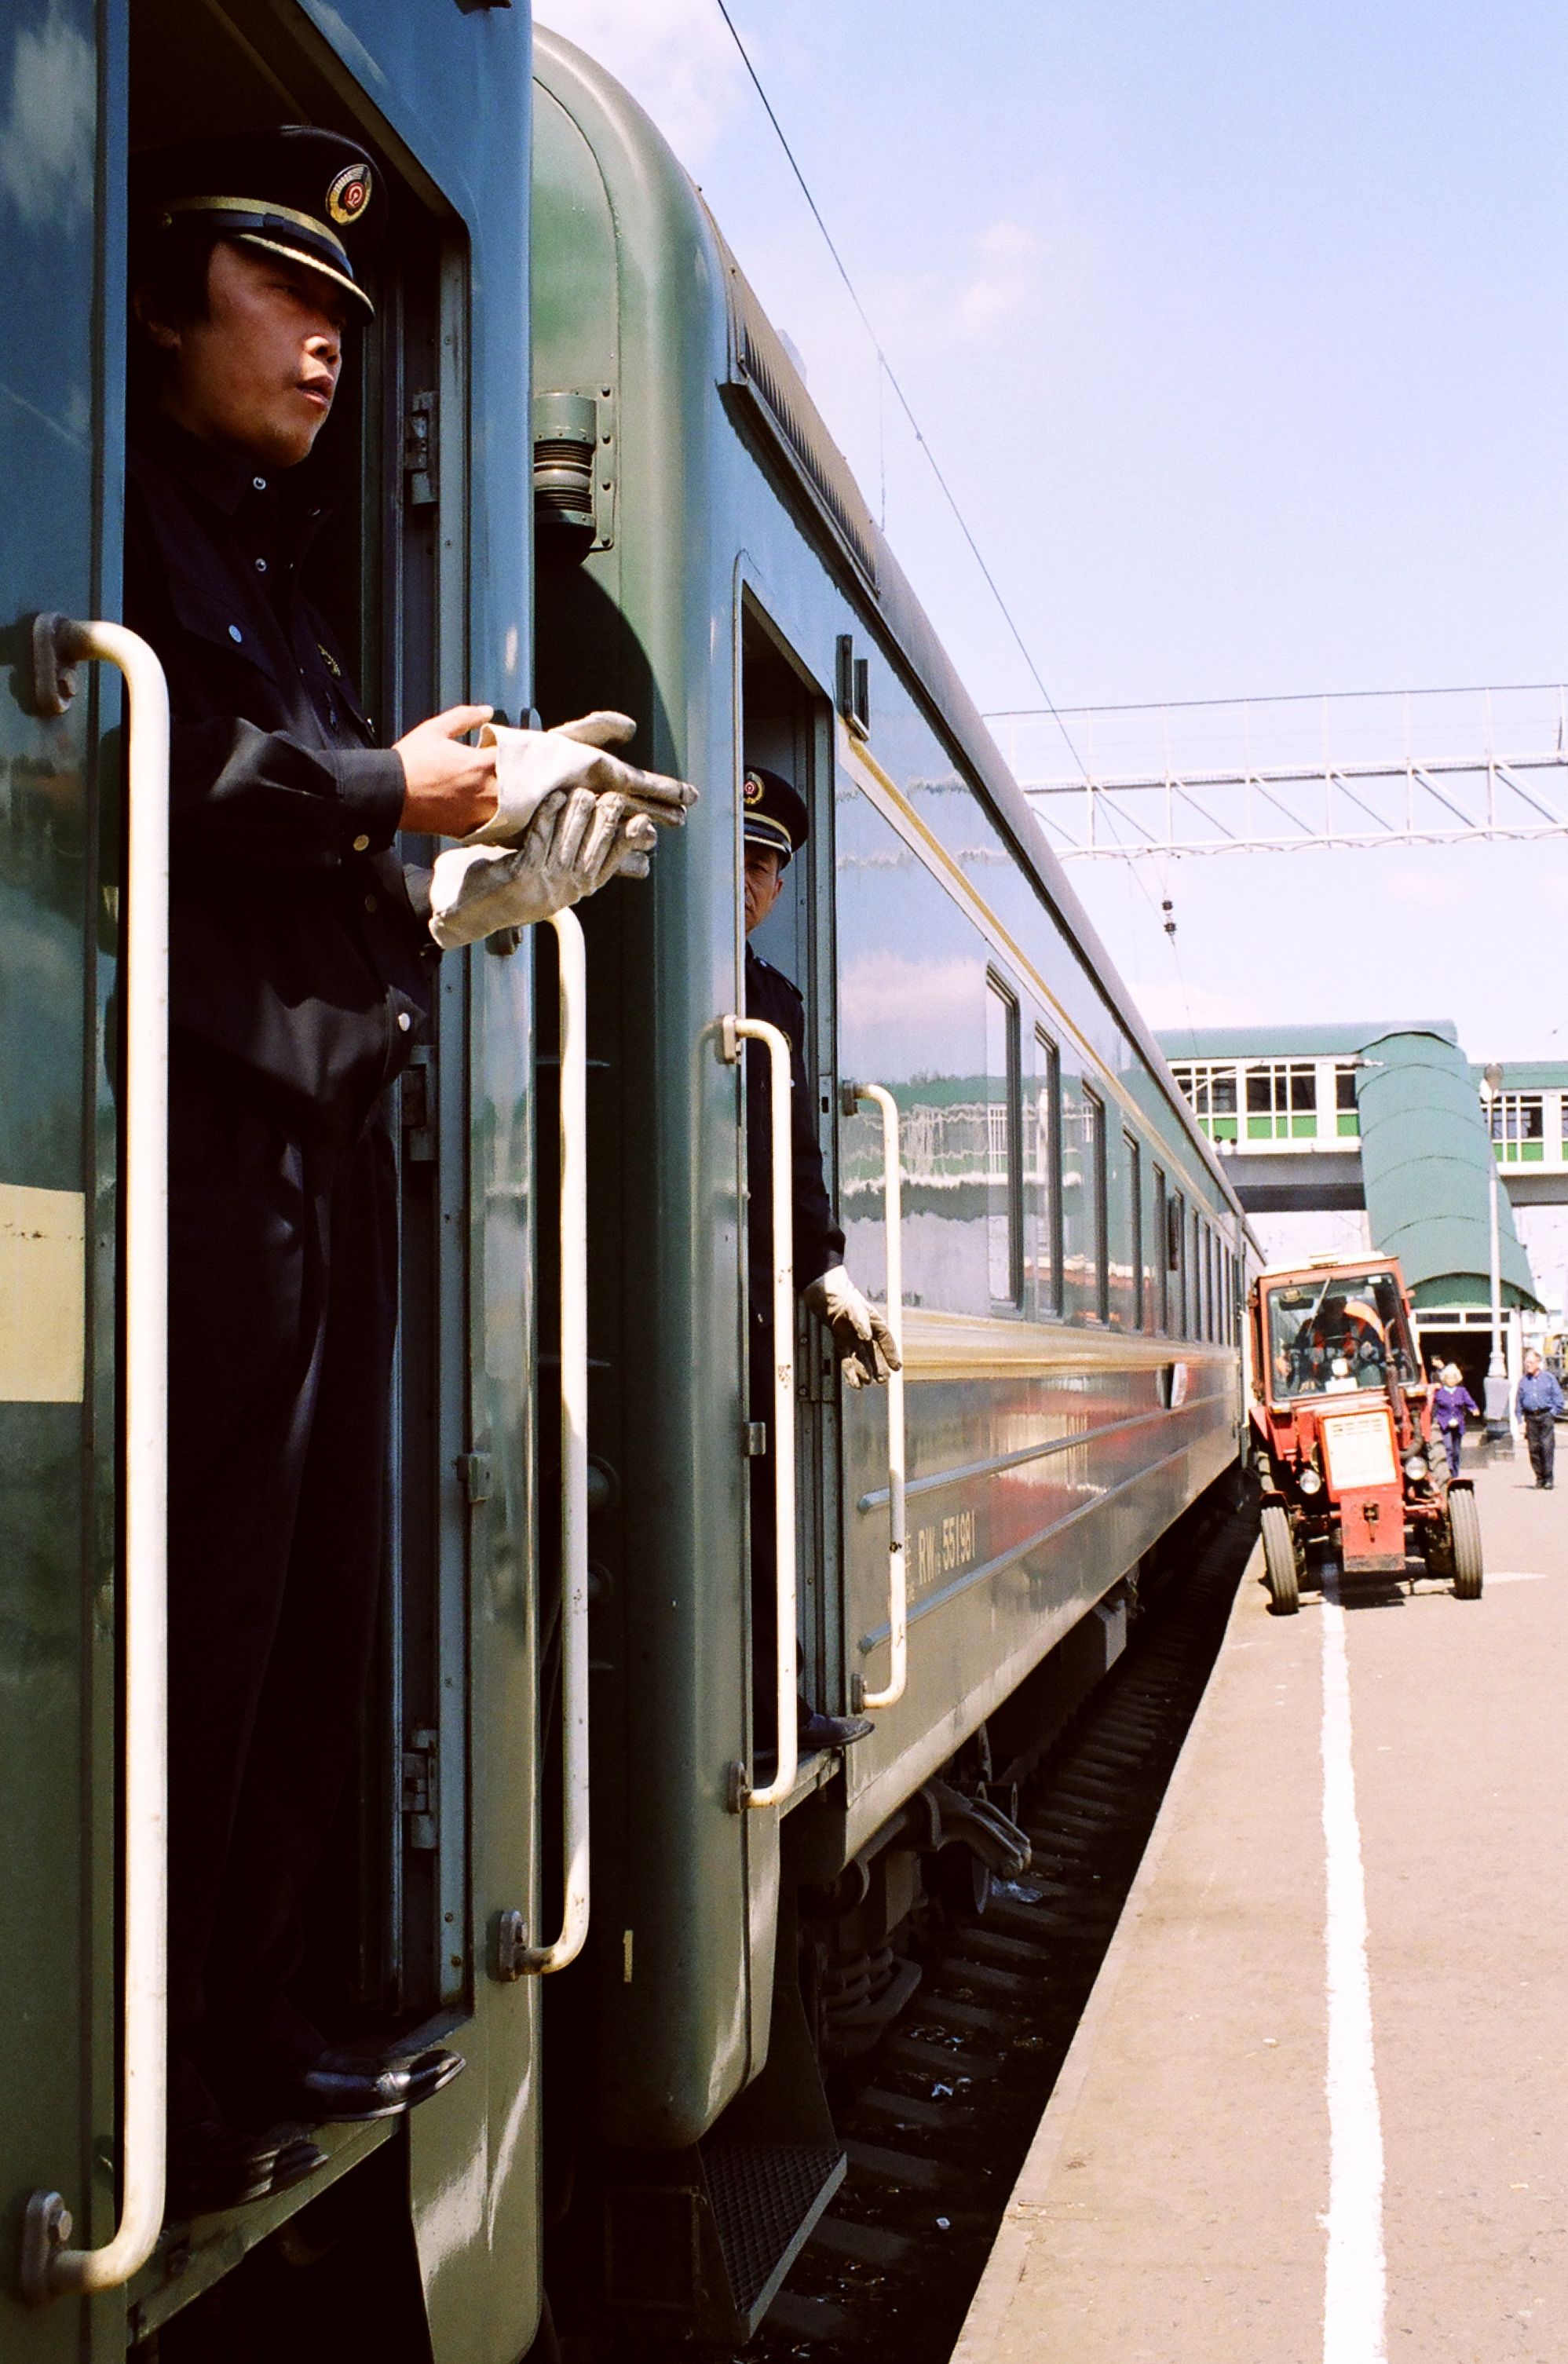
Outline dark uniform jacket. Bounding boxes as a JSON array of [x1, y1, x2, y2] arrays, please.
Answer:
[[123, 415, 435, 1140], [744, 944, 843, 1325]]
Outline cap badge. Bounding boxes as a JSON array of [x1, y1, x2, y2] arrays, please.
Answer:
[[326, 163, 372, 225], [744, 772, 763, 805]]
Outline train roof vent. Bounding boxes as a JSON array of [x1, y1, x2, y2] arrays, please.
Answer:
[[715, 233, 879, 593]]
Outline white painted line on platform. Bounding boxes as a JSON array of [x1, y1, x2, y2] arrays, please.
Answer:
[[1484, 1570, 1548, 1584], [1321, 1571, 1387, 2364]]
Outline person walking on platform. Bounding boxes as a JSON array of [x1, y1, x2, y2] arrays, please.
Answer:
[[742, 766, 899, 1755], [1431, 1363, 1478, 1478], [127, 128, 693, 2218], [1515, 1349, 1565, 1488]]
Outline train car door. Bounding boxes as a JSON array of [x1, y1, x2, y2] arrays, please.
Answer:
[[740, 602, 845, 1723], [0, 2, 128, 2351], [4, 4, 542, 2351]]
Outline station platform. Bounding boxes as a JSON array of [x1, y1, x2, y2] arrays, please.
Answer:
[[950, 1454, 1568, 2364]]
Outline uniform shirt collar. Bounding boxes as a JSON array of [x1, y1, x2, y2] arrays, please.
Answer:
[[131, 409, 333, 568], [133, 411, 276, 517], [131, 409, 331, 528]]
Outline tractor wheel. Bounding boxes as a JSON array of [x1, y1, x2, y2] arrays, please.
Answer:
[[1449, 1487, 1483, 1600], [1261, 1502, 1300, 1615]]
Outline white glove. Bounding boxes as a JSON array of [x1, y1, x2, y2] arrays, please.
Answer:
[[464, 711, 696, 846], [428, 785, 659, 949], [802, 1265, 902, 1390]]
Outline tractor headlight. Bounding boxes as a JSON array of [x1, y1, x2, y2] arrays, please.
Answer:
[[1298, 1467, 1322, 1495], [1403, 1454, 1427, 1482]]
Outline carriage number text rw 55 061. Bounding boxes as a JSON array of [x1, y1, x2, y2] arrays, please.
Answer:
[[914, 1511, 976, 1592]]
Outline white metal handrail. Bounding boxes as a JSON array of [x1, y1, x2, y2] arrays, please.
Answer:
[[520, 908, 590, 1971], [24, 620, 170, 2302], [851, 1084, 906, 1709], [729, 1016, 796, 1808]]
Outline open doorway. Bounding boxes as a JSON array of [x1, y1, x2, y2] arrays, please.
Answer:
[[740, 602, 843, 1727], [126, 0, 470, 2037]]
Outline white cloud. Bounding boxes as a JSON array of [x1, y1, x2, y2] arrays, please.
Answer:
[[0, 1, 94, 232], [538, 1, 747, 162]]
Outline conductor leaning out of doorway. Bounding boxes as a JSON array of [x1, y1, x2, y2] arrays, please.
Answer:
[[126, 126, 696, 2219], [742, 766, 901, 1755]]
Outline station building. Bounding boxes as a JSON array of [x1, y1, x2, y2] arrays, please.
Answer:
[[1154, 1022, 1568, 1399]]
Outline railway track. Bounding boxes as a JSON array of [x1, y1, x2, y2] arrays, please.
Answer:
[[747, 1488, 1259, 2364]]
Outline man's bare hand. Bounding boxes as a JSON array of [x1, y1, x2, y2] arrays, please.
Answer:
[[394, 705, 500, 836]]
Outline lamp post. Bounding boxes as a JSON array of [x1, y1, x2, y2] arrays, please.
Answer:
[[1479, 1061, 1511, 1445]]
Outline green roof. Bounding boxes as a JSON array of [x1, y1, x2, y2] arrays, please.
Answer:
[[1155, 1022, 1458, 1061], [1466, 1062, 1568, 1092], [1356, 1031, 1538, 1311]]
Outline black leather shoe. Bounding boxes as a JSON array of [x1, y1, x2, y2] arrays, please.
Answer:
[[272, 2042, 466, 2125], [166, 2121, 327, 2220], [799, 1708, 875, 1752]]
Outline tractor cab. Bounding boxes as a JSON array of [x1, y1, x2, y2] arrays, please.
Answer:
[[1247, 1255, 1482, 1609]]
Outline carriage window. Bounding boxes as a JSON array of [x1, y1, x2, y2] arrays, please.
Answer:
[[1031, 1028, 1063, 1317], [1153, 1165, 1168, 1333], [1068, 1086, 1107, 1325], [1124, 1133, 1145, 1332], [1168, 1189, 1186, 1335], [985, 975, 1023, 1307]]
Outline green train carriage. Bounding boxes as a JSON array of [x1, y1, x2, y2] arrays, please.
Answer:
[[2, 3, 553, 2358], [528, 29, 1257, 2344]]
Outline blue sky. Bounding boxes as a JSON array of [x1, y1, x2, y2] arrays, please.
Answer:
[[539, 2, 1568, 1055]]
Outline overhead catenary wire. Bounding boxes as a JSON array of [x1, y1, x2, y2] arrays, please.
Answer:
[[711, 0, 1087, 787], [711, 2, 1193, 1019]]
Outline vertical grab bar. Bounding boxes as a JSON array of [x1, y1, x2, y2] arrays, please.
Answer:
[[24, 619, 170, 2302], [851, 1083, 906, 1709], [725, 1015, 796, 1809], [518, 907, 590, 1972]]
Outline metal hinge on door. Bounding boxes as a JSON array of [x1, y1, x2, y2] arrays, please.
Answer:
[[402, 1726, 439, 1851]]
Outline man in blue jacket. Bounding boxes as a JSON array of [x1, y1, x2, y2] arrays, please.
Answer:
[[1516, 1350, 1566, 1488]]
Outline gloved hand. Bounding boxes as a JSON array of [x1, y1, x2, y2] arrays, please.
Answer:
[[428, 785, 659, 949], [802, 1265, 902, 1390], [465, 711, 697, 845]]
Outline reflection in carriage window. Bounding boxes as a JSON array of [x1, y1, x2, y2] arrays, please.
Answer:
[[1063, 1083, 1106, 1324], [1028, 1028, 1063, 1317], [985, 975, 1022, 1306], [1121, 1130, 1144, 1332]]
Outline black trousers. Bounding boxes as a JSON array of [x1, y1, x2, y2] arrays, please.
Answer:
[[1524, 1409, 1556, 1486], [166, 1058, 397, 2118]]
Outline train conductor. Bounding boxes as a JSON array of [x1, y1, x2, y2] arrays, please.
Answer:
[[742, 767, 901, 1753], [126, 127, 694, 2217]]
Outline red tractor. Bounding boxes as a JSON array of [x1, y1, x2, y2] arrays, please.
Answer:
[[1247, 1254, 1483, 1612]]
